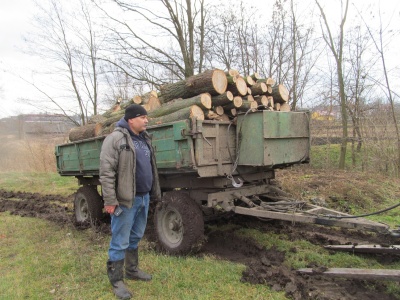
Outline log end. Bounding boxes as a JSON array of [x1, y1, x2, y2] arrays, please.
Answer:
[[212, 69, 228, 95]]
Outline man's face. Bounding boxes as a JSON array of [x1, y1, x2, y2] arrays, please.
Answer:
[[128, 115, 148, 134]]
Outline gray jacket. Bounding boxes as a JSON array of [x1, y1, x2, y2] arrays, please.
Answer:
[[99, 127, 161, 208]]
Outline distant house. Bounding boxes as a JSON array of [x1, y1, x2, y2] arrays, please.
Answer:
[[311, 110, 336, 121]]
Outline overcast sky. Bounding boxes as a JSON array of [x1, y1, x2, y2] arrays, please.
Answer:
[[0, 0, 399, 119]]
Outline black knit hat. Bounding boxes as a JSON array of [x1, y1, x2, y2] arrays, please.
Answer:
[[124, 104, 148, 120]]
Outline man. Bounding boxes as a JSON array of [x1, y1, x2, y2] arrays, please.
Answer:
[[100, 104, 161, 299]]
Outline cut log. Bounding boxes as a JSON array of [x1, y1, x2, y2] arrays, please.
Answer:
[[274, 103, 281, 111], [238, 100, 258, 111], [159, 69, 227, 103], [272, 84, 289, 103], [226, 77, 248, 96], [250, 72, 261, 81], [279, 103, 291, 112], [102, 98, 123, 118], [204, 110, 220, 120], [243, 95, 255, 102], [148, 105, 204, 125], [225, 69, 240, 77], [257, 78, 276, 86], [148, 93, 211, 118], [69, 123, 102, 142], [247, 87, 252, 95], [253, 95, 269, 106], [132, 95, 142, 104], [226, 75, 238, 84], [141, 91, 158, 104], [88, 114, 107, 124], [267, 96, 274, 108], [223, 96, 243, 110], [297, 268, 400, 281], [214, 106, 225, 116], [243, 76, 255, 86], [250, 82, 267, 95], [211, 91, 234, 107], [143, 96, 161, 112]]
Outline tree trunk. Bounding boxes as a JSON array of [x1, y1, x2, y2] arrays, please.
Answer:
[[69, 123, 102, 142], [158, 69, 227, 103], [148, 93, 211, 118], [148, 105, 204, 125], [272, 84, 289, 103]]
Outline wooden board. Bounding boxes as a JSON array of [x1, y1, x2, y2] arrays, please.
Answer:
[[297, 268, 400, 281]]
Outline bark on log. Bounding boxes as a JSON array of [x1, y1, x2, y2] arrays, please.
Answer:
[[272, 84, 289, 103], [226, 77, 248, 96], [211, 91, 234, 107], [102, 98, 123, 118], [250, 82, 267, 95], [69, 123, 102, 142], [148, 93, 211, 118], [158, 69, 227, 103], [148, 105, 204, 125], [88, 114, 107, 124]]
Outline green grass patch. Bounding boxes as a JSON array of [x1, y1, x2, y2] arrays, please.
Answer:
[[0, 213, 281, 300], [0, 172, 77, 196]]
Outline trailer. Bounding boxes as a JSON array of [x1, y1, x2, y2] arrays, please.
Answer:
[[55, 110, 395, 254]]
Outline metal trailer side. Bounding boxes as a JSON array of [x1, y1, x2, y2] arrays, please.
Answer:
[[55, 110, 394, 254]]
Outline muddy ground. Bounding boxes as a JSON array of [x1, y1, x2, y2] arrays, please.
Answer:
[[0, 186, 399, 300]]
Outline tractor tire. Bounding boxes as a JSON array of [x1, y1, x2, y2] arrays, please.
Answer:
[[74, 185, 103, 224], [154, 191, 205, 255]]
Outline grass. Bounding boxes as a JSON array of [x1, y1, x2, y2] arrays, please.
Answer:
[[0, 213, 282, 300], [0, 172, 77, 196]]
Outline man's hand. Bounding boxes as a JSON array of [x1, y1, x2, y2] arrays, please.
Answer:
[[104, 205, 116, 214]]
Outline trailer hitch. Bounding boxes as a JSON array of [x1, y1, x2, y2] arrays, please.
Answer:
[[227, 175, 243, 188]]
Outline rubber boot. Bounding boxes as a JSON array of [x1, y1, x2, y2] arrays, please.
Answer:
[[107, 259, 132, 299], [125, 248, 152, 281]]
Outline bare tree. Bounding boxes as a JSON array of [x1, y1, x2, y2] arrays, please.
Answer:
[[24, 0, 103, 124], [316, 0, 349, 169], [97, 0, 207, 86]]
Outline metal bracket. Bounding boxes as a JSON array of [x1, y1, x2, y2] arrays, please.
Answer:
[[227, 175, 243, 188]]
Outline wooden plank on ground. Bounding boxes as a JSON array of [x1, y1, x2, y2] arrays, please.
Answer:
[[324, 244, 400, 255], [297, 268, 400, 281]]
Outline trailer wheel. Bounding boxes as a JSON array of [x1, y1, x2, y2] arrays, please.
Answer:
[[154, 191, 205, 255], [74, 186, 103, 224]]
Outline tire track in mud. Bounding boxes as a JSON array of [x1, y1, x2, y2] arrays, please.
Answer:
[[1, 189, 398, 300]]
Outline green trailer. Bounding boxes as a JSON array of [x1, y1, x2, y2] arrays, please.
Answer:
[[55, 110, 393, 254]]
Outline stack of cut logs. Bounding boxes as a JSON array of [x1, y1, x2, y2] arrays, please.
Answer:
[[68, 69, 290, 142]]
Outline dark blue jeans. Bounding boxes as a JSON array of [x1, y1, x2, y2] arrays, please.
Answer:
[[108, 193, 150, 261]]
